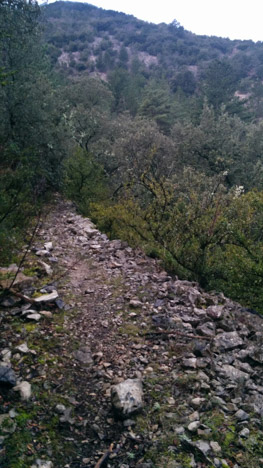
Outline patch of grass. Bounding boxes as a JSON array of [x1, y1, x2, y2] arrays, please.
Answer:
[[143, 434, 177, 467], [118, 323, 141, 337], [23, 267, 38, 277], [24, 323, 38, 333], [3, 410, 36, 468]]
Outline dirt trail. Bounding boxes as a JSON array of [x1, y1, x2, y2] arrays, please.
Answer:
[[29, 198, 169, 467], [1, 198, 263, 468]]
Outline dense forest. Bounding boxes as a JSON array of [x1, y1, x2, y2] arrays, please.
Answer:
[[1, 0, 263, 312]]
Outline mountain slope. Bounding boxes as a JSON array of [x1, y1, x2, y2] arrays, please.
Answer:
[[42, 1, 263, 118]]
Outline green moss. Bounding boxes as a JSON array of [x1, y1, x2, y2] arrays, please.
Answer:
[[118, 323, 140, 337], [23, 267, 38, 277], [203, 410, 226, 434], [37, 356, 46, 365], [174, 372, 199, 389], [0, 271, 14, 280], [176, 452, 195, 467], [224, 430, 235, 447], [31, 291, 44, 298], [4, 423, 33, 468], [0, 416, 15, 434], [144, 434, 177, 466], [24, 323, 37, 332]]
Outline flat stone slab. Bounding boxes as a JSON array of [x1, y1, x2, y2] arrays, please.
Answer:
[[36, 250, 50, 257], [206, 305, 224, 320], [26, 313, 42, 321], [34, 291, 58, 303], [214, 332, 243, 351], [219, 365, 249, 382]]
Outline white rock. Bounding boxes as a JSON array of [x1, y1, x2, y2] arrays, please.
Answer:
[[34, 291, 58, 303], [191, 397, 205, 408], [44, 242, 53, 251], [188, 421, 200, 432], [182, 358, 197, 368], [210, 441, 222, 453], [40, 311, 53, 318], [239, 427, 250, 438], [21, 309, 37, 316], [55, 404, 66, 414], [9, 409, 17, 418], [36, 250, 50, 257], [14, 381, 32, 401], [38, 260, 53, 276], [15, 343, 30, 354], [167, 397, 175, 405], [27, 313, 42, 321], [111, 379, 143, 418], [213, 459, 221, 468], [189, 410, 200, 421], [144, 366, 154, 374], [195, 440, 211, 455], [1, 349, 11, 363], [31, 460, 53, 468], [90, 244, 101, 250]]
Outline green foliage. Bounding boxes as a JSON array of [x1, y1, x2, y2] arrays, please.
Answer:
[[63, 75, 113, 151], [171, 104, 263, 188], [171, 69, 196, 95], [202, 59, 238, 110], [0, 0, 69, 263], [90, 165, 263, 312], [63, 148, 108, 215], [139, 80, 175, 133]]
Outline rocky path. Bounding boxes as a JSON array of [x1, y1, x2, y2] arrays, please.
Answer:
[[1, 198, 263, 468]]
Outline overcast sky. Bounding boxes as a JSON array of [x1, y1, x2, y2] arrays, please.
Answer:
[[43, 0, 263, 42]]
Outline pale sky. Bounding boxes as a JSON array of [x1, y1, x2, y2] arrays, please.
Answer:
[[42, 0, 263, 42]]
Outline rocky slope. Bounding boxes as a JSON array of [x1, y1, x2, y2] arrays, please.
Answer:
[[1, 198, 263, 468]]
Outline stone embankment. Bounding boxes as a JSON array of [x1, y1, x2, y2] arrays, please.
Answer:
[[0, 198, 263, 467]]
